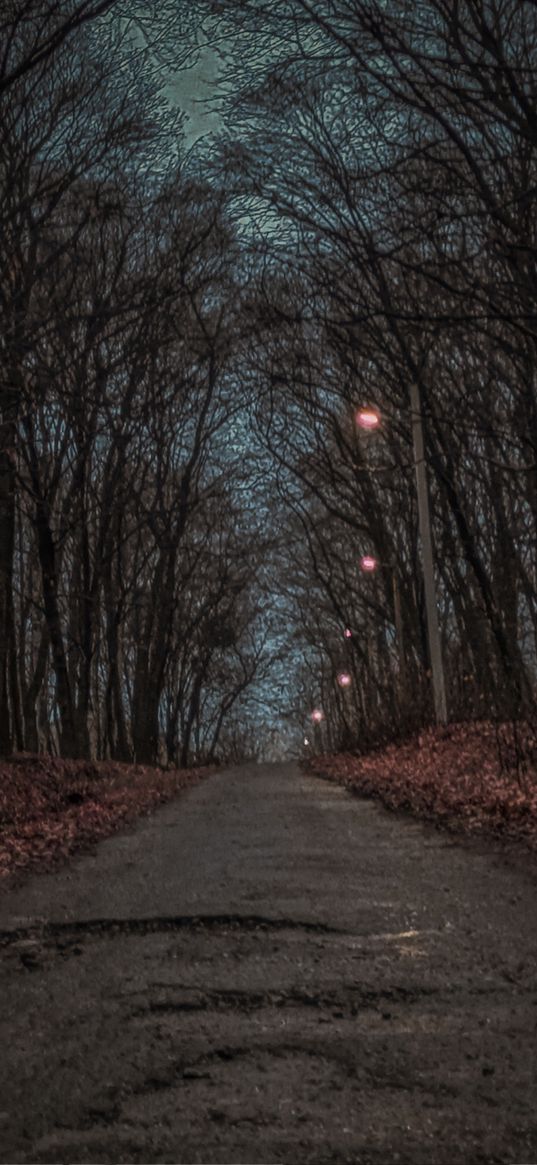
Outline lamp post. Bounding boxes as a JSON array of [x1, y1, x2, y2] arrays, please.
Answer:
[[356, 400, 447, 724], [358, 554, 407, 706], [408, 383, 447, 724], [310, 707, 324, 753]]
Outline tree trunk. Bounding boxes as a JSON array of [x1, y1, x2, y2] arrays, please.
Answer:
[[8, 597, 23, 750], [180, 670, 204, 769], [0, 390, 17, 754], [23, 625, 50, 752], [34, 497, 77, 757]]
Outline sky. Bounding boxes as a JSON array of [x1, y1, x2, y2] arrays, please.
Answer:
[[164, 40, 222, 144], [133, 10, 314, 760]]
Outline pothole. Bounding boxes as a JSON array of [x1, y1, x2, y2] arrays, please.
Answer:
[[0, 912, 344, 951]]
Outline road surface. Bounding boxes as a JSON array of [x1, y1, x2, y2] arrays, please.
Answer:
[[0, 761, 536, 1164]]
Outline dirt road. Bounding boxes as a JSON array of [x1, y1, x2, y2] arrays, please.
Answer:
[[0, 762, 536, 1165]]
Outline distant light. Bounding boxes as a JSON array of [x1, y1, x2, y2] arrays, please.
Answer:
[[344, 627, 352, 639], [311, 709, 324, 723], [356, 407, 381, 431], [360, 555, 377, 572], [337, 672, 352, 687], [304, 737, 310, 745]]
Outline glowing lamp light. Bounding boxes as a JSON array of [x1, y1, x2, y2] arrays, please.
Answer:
[[304, 737, 310, 746], [344, 627, 352, 639], [337, 672, 352, 688], [356, 407, 381, 431], [360, 555, 378, 572], [311, 709, 324, 723]]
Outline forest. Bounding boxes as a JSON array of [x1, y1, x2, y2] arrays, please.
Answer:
[[1, 0, 537, 772]]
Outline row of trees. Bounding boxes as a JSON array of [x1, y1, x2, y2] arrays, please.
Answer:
[[208, 0, 537, 752], [0, 0, 275, 763], [6, 0, 537, 764]]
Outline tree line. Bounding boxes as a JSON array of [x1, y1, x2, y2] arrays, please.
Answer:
[[0, 0, 274, 763], [207, 0, 537, 754], [4, 0, 537, 765]]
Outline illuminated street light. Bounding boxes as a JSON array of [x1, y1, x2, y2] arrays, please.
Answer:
[[409, 382, 447, 723], [356, 406, 381, 431], [355, 390, 447, 724], [311, 708, 324, 723], [337, 672, 352, 687], [359, 554, 406, 703], [304, 737, 310, 746], [344, 627, 352, 639]]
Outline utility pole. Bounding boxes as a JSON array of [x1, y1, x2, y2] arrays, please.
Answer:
[[409, 380, 448, 724]]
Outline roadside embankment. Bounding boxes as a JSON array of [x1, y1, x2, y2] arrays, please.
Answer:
[[0, 755, 214, 881], [305, 721, 537, 849]]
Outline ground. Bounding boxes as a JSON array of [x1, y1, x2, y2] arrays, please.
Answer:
[[0, 762, 536, 1164]]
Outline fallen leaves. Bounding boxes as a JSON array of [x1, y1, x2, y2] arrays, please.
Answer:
[[0, 755, 214, 881], [305, 721, 537, 849]]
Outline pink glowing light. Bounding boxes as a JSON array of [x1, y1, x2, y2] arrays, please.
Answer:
[[337, 672, 352, 688], [311, 709, 324, 723], [360, 555, 378, 572], [344, 628, 352, 639], [356, 407, 381, 431]]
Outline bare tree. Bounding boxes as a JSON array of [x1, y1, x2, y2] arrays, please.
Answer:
[[199, 0, 537, 746]]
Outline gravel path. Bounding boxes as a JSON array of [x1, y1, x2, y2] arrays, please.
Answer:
[[0, 761, 536, 1164]]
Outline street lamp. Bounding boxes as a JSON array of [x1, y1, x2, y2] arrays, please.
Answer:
[[359, 553, 407, 704], [337, 671, 352, 687], [409, 382, 447, 723], [310, 708, 324, 753], [355, 399, 447, 724], [356, 406, 381, 431]]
